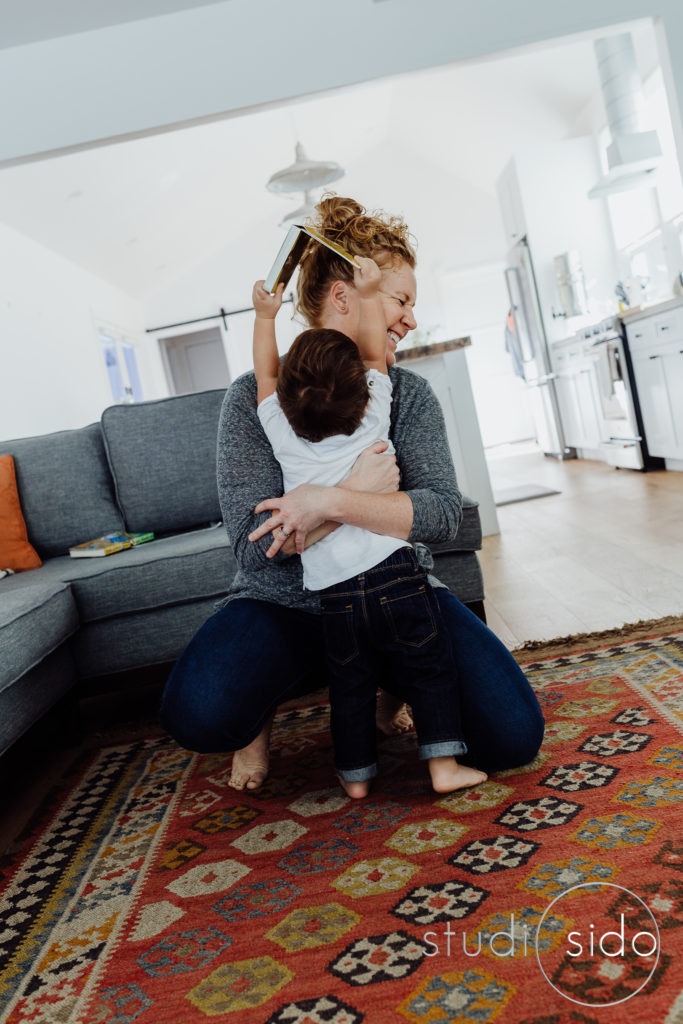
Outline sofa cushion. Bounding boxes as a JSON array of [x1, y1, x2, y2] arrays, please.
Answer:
[[0, 454, 42, 571], [17, 525, 237, 623], [431, 550, 484, 602], [73, 597, 224, 678], [1, 424, 125, 557], [429, 494, 482, 553], [0, 579, 78, 691], [0, 646, 76, 758], [101, 390, 225, 534]]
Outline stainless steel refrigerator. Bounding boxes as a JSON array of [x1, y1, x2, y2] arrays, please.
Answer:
[[504, 236, 575, 459]]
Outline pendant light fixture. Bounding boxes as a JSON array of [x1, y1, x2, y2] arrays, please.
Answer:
[[278, 191, 318, 229], [266, 142, 345, 194]]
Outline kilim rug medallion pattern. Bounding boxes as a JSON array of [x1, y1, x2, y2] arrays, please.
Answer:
[[1, 629, 682, 1023]]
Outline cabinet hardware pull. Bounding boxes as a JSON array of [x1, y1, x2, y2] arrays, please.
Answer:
[[649, 354, 659, 360]]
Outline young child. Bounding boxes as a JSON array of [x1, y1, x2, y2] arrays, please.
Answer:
[[251, 258, 487, 798]]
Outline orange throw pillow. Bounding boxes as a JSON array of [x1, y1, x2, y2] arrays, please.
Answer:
[[0, 454, 42, 571]]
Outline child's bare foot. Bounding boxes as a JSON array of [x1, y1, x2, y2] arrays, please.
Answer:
[[229, 716, 274, 791], [376, 691, 414, 735], [336, 775, 371, 799], [429, 757, 487, 794]]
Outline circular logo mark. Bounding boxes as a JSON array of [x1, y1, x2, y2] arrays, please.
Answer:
[[534, 882, 660, 1007]]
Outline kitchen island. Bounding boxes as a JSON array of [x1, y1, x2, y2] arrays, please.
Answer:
[[397, 337, 498, 535]]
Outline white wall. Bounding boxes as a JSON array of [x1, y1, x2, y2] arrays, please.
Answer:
[[143, 145, 513, 380], [143, 215, 304, 382], [3, 1, 683, 440], [436, 263, 535, 448], [508, 137, 620, 343], [2, 1, 683, 173], [0, 221, 152, 439]]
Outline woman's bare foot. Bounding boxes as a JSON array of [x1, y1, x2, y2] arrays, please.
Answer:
[[336, 775, 371, 799], [429, 757, 488, 794], [229, 716, 274, 791], [376, 691, 414, 735]]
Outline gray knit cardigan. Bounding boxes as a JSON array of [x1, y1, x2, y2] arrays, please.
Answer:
[[216, 365, 462, 613]]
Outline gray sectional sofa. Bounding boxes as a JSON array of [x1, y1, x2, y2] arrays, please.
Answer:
[[0, 387, 485, 758]]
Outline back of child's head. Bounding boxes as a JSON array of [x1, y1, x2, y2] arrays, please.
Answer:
[[277, 328, 369, 443]]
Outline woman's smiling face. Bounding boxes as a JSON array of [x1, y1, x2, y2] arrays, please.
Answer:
[[377, 260, 418, 366], [320, 256, 417, 362]]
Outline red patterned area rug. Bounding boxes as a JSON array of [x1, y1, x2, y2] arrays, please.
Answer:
[[1, 624, 683, 1024]]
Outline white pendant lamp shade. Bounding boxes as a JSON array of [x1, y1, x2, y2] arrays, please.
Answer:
[[267, 142, 345, 193], [278, 191, 317, 229]]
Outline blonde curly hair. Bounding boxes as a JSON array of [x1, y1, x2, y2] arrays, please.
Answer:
[[295, 195, 416, 327]]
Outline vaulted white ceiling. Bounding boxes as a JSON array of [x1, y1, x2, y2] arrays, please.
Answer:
[[0, 19, 657, 297], [0, 0, 229, 50]]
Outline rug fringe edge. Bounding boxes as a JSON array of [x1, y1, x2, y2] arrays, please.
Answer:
[[512, 612, 683, 660]]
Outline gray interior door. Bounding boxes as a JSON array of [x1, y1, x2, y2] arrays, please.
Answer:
[[161, 327, 231, 394]]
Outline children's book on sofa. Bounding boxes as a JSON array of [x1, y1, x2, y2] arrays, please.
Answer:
[[69, 531, 154, 558], [264, 224, 360, 294]]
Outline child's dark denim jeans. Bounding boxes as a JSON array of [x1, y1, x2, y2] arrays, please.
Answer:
[[320, 546, 467, 782]]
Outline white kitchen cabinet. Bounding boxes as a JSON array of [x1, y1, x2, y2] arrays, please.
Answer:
[[666, 350, 683, 454], [631, 350, 677, 456], [627, 319, 656, 348], [551, 340, 603, 450], [626, 303, 683, 460], [554, 373, 583, 447], [574, 368, 603, 448]]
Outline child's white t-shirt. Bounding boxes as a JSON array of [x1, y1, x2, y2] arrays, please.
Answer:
[[257, 369, 407, 591]]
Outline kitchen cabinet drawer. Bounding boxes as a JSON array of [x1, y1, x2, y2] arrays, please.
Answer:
[[625, 306, 683, 353], [654, 308, 683, 342], [625, 318, 656, 351], [554, 366, 602, 449]]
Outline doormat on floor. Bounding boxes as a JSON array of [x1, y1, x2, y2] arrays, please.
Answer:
[[494, 484, 561, 506], [1, 626, 682, 1023]]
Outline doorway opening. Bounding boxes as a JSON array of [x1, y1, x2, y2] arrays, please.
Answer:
[[159, 327, 231, 395]]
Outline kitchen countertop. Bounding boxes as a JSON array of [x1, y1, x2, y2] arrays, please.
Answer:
[[618, 294, 683, 324], [395, 337, 471, 362], [551, 332, 584, 349]]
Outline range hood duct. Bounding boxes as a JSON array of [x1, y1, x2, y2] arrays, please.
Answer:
[[588, 33, 661, 199]]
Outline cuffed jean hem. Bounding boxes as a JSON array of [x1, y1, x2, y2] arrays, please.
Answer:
[[336, 763, 379, 782], [418, 740, 468, 760]]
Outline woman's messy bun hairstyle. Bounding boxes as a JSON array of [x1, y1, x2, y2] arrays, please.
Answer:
[[296, 195, 416, 327]]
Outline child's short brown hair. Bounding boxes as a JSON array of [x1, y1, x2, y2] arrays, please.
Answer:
[[277, 329, 369, 443]]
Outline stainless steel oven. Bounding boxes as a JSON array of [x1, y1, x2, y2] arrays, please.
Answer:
[[578, 316, 665, 470]]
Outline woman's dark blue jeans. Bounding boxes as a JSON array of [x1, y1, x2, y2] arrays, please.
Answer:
[[321, 547, 466, 782], [160, 590, 544, 773]]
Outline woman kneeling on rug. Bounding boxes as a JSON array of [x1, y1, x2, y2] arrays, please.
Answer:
[[160, 196, 544, 790]]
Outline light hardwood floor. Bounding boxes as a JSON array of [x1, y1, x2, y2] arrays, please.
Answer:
[[481, 446, 683, 649]]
